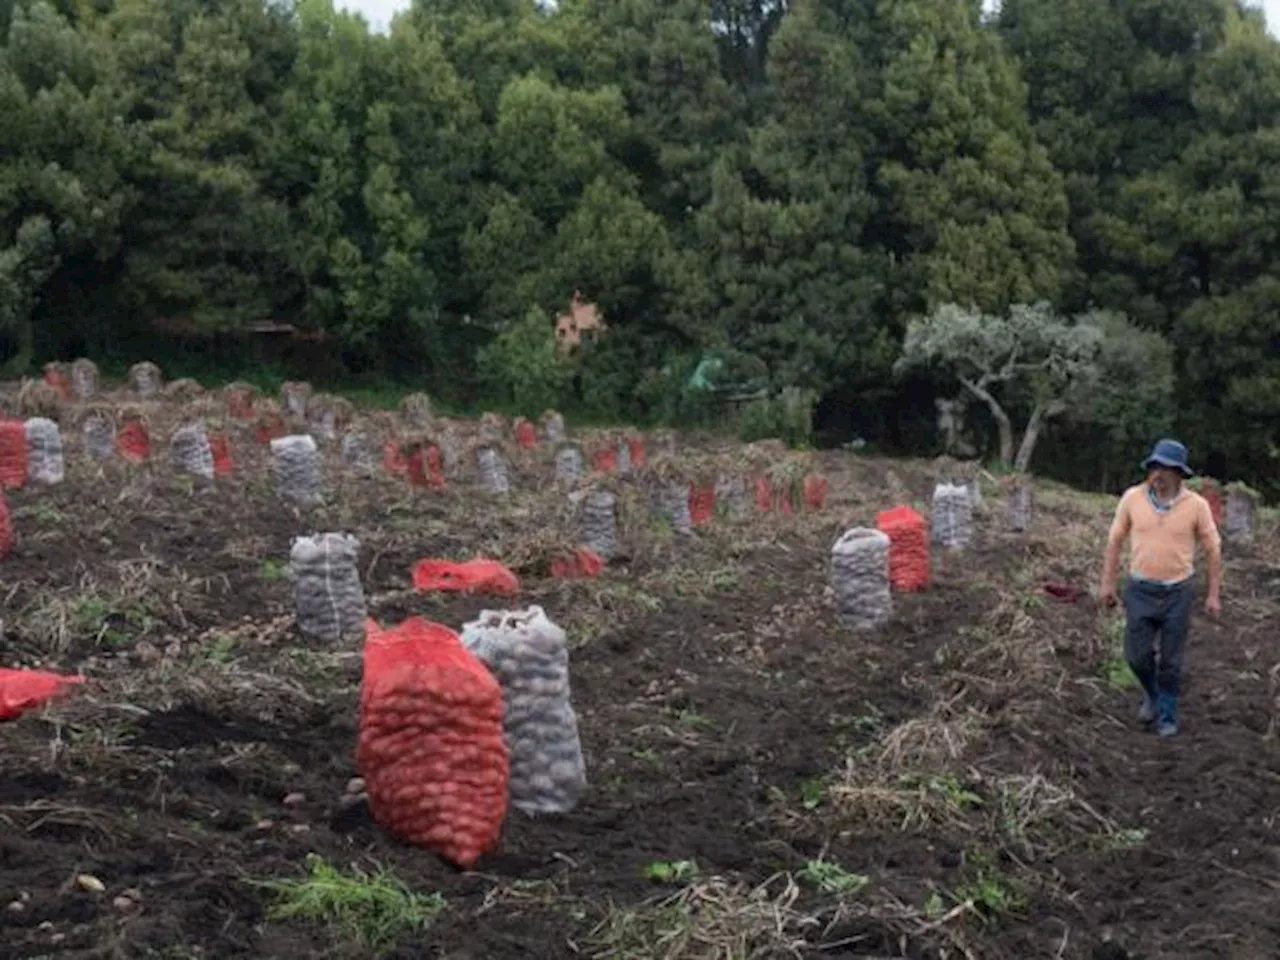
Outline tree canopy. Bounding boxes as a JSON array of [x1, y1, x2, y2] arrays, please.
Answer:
[[2, 0, 1278, 492]]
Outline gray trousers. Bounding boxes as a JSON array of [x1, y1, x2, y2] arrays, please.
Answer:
[[1123, 576, 1194, 699]]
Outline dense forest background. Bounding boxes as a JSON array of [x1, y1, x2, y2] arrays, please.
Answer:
[[4, 0, 1280, 492]]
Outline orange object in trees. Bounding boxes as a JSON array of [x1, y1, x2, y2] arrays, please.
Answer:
[[357, 617, 509, 868], [0, 421, 27, 489], [0, 667, 83, 721], [412, 559, 519, 596], [875, 505, 931, 592]]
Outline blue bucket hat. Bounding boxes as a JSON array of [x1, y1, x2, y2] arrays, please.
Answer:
[[1142, 439, 1193, 478]]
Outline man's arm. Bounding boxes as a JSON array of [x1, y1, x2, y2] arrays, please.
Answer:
[[1199, 501, 1223, 607]]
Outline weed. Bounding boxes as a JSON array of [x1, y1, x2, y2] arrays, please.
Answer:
[[254, 853, 443, 954], [259, 558, 290, 581], [644, 859, 699, 883], [797, 858, 869, 895]]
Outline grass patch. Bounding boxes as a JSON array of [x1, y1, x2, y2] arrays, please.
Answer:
[[254, 853, 444, 954]]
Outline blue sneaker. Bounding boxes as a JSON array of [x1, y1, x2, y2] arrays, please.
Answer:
[[1137, 692, 1156, 725], [1157, 692, 1178, 737]]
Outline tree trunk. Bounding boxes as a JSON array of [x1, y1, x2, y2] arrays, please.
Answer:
[[1014, 402, 1058, 473], [960, 377, 1014, 467]]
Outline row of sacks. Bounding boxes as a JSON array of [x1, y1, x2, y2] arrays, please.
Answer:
[[356, 608, 586, 869], [0, 416, 237, 489]]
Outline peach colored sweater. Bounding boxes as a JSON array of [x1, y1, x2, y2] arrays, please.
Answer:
[[1107, 484, 1221, 584]]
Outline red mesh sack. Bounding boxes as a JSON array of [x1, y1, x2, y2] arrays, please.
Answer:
[[689, 482, 715, 526], [43, 368, 71, 399], [592, 449, 617, 473], [627, 438, 647, 469], [0, 667, 83, 721], [0, 488, 12, 558], [0, 420, 27, 489], [803, 474, 828, 510], [407, 444, 445, 489], [357, 617, 509, 868], [514, 418, 537, 449], [549, 547, 603, 579], [116, 419, 151, 462], [412, 559, 519, 596], [876, 505, 931, 592], [254, 413, 286, 445], [209, 431, 234, 477], [384, 440, 408, 476], [754, 476, 772, 511]]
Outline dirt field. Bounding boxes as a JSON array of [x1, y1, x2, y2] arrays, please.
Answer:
[[1, 388, 1278, 960]]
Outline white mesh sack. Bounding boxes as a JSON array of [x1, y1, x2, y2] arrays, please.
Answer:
[[577, 489, 618, 560], [170, 423, 214, 480], [931, 482, 973, 549], [655, 482, 691, 533], [477, 445, 510, 493], [1006, 477, 1032, 533], [715, 474, 750, 517], [290, 533, 367, 643], [130, 363, 161, 398], [615, 441, 632, 476], [340, 432, 375, 470], [554, 445, 584, 486], [82, 415, 114, 459], [271, 434, 322, 505], [310, 408, 337, 441], [460, 606, 586, 815], [70, 360, 97, 400], [542, 412, 566, 444], [1225, 488, 1257, 541], [831, 527, 892, 630], [25, 418, 64, 485], [281, 382, 312, 417]]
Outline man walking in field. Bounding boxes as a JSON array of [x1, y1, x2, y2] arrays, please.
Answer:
[[1099, 439, 1222, 738]]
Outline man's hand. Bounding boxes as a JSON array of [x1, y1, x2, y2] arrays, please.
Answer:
[[1205, 593, 1222, 617], [1099, 583, 1118, 608]]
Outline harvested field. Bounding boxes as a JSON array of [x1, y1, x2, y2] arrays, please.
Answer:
[[1, 383, 1278, 959]]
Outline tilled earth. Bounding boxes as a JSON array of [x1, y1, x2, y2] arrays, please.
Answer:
[[1, 434, 1278, 960]]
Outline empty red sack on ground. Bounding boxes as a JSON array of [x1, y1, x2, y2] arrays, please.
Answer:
[[0, 668, 84, 721], [412, 559, 519, 596], [549, 547, 604, 579], [357, 617, 509, 868], [0, 420, 27, 489], [116, 420, 151, 462]]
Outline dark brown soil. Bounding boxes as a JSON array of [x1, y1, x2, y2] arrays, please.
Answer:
[[1, 436, 1277, 960]]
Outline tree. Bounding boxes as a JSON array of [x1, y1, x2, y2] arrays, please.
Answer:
[[895, 301, 1104, 471], [475, 304, 573, 412]]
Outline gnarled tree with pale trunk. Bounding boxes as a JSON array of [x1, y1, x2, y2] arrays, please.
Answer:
[[896, 302, 1106, 473]]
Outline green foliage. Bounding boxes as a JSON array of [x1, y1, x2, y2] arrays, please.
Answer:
[[3, 0, 1280, 492], [475, 305, 573, 413], [736, 386, 817, 448]]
